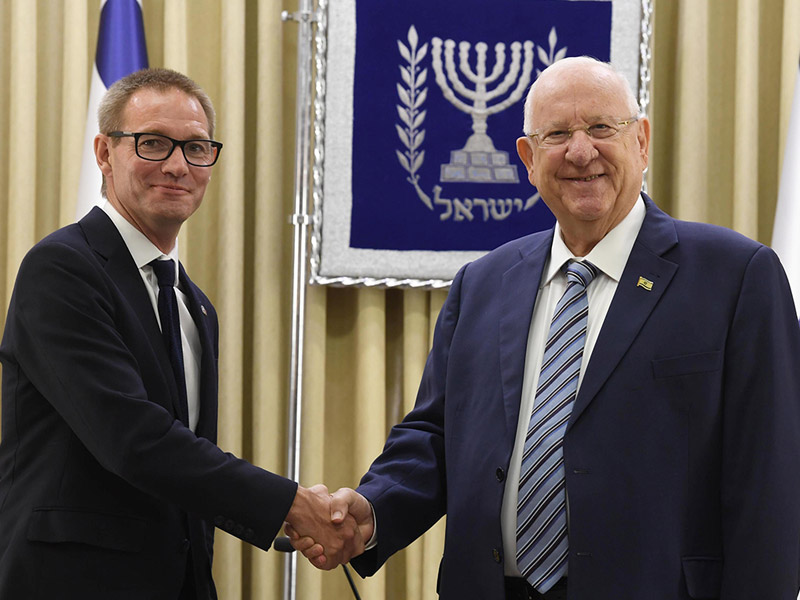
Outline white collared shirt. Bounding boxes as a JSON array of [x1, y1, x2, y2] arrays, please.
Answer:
[[501, 196, 646, 575], [101, 202, 202, 432]]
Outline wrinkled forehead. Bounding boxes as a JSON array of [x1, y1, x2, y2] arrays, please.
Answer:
[[531, 66, 633, 128]]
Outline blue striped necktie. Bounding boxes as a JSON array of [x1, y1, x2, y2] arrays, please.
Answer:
[[516, 259, 598, 592]]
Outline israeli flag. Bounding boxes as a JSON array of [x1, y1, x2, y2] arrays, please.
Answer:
[[772, 54, 800, 322], [76, 0, 148, 220]]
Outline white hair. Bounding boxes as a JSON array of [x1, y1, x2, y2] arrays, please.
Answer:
[[522, 56, 641, 135]]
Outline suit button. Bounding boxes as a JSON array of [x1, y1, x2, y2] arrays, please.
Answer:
[[234, 524, 244, 536], [495, 467, 505, 482], [214, 516, 225, 527], [225, 519, 235, 531], [492, 548, 502, 563], [244, 528, 255, 541]]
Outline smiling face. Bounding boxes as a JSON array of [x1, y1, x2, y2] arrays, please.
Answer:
[[95, 87, 213, 252], [517, 58, 650, 255]]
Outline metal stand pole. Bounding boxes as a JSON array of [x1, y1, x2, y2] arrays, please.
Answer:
[[281, 3, 317, 600]]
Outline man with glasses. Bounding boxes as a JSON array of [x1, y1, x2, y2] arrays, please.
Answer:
[[291, 57, 800, 599], [0, 68, 361, 599]]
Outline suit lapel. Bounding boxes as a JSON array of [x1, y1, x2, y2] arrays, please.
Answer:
[[568, 196, 679, 430], [79, 208, 187, 423], [179, 264, 218, 442], [80, 208, 165, 349], [499, 232, 553, 438]]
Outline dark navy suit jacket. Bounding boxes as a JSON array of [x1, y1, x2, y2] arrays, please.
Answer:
[[0, 208, 297, 599], [352, 195, 800, 600]]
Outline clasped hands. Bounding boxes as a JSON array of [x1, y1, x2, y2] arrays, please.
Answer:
[[284, 484, 374, 570]]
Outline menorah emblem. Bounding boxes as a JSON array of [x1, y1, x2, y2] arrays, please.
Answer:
[[431, 37, 534, 184]]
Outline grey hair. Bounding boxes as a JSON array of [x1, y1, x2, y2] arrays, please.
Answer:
[[97, 68, 216, 197], [522, 56, 640, 136]]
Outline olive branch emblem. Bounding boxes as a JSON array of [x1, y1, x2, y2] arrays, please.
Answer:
[[395, 25, 432, 209], [536, 27, 568, 76]]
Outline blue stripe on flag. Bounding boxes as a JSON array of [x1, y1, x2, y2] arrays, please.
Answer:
[[96, 0, 148, 88]]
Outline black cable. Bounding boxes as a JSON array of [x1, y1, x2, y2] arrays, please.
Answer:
[[342, 564, 362, 600], [273, 537, 363, 599]]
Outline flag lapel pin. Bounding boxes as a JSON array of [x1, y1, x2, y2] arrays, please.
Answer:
[[637, 276, 654, 291]]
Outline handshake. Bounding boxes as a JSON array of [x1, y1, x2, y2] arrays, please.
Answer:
[[284, 484, 374, 569]]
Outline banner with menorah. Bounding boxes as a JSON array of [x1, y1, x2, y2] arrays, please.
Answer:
[[310, 0, 651, 288]]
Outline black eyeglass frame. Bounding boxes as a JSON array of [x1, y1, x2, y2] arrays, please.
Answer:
[[108, 131, 223, 167]]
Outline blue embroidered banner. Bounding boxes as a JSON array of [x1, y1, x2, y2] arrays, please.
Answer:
[[314, 0, 643, 286], [349, 1, 611, 251]]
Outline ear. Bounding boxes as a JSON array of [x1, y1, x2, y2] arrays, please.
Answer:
[[94, 134, 113, 178], [636, 117, 651, 170], [516, 136, 537, 185]]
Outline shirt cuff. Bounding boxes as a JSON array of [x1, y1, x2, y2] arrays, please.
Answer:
[[364, 500, 378, 550]]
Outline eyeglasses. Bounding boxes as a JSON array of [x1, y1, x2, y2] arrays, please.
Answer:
[[527, 116, 639, 148], [108, 131, 223, 167]]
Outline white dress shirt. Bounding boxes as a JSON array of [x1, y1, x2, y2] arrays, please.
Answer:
[[501, 197, 646, 575], [101, 202, 202, 432]]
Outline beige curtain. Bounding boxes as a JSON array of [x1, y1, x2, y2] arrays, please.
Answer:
[[0, 1, 798, 598]]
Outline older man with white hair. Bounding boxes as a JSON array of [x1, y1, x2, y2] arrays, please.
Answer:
[[292, 56, 800, 600]]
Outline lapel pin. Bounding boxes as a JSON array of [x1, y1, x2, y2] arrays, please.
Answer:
[[636, 276, 654, 291], [201, 304, 208, 316]]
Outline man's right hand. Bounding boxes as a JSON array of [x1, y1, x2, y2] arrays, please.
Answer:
[[284, 484, 364, 570], [285, 486, 374, 570]]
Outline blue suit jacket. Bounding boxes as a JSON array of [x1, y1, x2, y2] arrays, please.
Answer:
[[0, 208, 297, 599], [352, 195, 800, 599]]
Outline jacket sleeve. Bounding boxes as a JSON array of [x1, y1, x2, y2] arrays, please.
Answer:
[[719, 245, 800, 598], [351, 264, 467, 576]]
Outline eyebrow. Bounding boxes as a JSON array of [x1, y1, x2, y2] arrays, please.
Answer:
[[539, 115, 618, 128], [134, 129, 212, 139]]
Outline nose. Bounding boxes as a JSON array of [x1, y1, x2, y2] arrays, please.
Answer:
[[161, 146, 190, 177], [564, 130, 598, 167]]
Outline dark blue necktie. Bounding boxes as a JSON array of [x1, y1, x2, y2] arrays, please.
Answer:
[[150, 259, 189, 426], [516, 260, 598, 592]]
